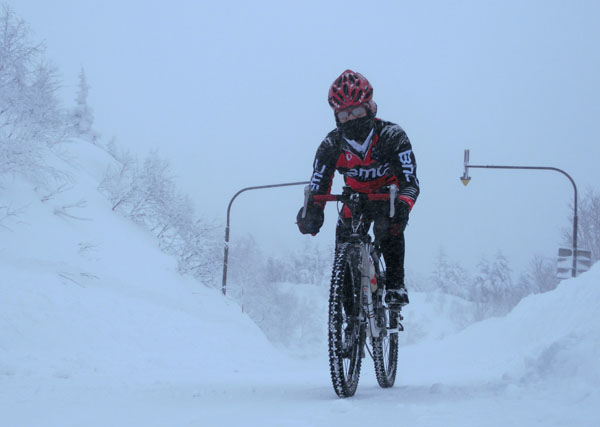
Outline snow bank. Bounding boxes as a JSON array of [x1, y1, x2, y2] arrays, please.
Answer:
[[399, 264, 600, 388], [0, 141, 281, 386]]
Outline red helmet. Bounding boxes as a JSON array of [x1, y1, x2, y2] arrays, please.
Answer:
[[328, 70, 375, 113]]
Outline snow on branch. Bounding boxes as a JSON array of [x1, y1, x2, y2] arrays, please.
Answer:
[[53, 199, 91, 221], [0, 204, 24, 230]]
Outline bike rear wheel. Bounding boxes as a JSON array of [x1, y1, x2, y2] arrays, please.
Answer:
[[328, 242, 364, 398]]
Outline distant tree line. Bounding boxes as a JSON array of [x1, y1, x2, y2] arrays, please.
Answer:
[[227, 189, 600, 326], [428, 248, 562, 318]]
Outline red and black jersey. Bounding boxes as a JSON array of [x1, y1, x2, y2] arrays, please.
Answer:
[[308, 118, 420, 206]]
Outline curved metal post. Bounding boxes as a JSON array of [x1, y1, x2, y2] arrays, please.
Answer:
[[222, 181, 310, 295], [461, 149, 579, 277]]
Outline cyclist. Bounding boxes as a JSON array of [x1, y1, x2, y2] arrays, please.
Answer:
[[297, 69, 420, 310]]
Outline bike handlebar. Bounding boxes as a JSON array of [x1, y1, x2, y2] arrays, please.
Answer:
[[302, 184, 399, 219], [312, 193, 391, 203]]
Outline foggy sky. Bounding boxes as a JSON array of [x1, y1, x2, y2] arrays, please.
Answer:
[[9, 0, 600, 278]]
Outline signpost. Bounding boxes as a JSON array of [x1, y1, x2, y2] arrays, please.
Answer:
[[557, 248, 592, 279]]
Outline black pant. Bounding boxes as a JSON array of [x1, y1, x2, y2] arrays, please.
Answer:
[[335, 200, 408, 289]]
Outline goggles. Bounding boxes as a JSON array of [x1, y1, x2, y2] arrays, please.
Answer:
[[337, 105, 367, 123]]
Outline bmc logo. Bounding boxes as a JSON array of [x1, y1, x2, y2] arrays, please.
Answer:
[[346, 163, 390, 180]]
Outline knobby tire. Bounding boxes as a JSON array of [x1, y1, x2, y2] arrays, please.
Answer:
[[328, 242, 364, 398]]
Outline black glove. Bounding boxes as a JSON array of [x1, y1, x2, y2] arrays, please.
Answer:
[[388, 197, 411, 236], [296, 203, 324, 235], [396, 198, 410, 223]]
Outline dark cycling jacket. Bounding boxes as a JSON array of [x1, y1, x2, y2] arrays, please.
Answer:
[[308, 118, 420, 207]]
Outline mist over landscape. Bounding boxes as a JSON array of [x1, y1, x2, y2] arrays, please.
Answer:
[[9, 0, 600, 277], [2, 2, 599, 425]]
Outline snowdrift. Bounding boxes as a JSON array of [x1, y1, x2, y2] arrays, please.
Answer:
[[0, 141, 281, 385], [399, 264, 600, 388]]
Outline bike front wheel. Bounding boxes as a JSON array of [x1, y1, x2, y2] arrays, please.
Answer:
[[328, 242, 364, 398]]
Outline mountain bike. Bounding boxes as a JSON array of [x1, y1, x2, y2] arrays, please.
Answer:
[[302, 185, 404, 398]]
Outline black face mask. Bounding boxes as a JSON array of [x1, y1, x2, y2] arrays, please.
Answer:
[[338, 115, 375, 142]]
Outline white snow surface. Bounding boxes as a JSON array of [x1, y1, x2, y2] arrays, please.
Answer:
[[1, 141, 599, 426]]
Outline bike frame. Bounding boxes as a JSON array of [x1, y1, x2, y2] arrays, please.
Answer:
[[304, 185, 403, 340]]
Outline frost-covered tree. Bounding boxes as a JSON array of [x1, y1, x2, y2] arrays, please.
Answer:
[[99, 149, 220, 283], [0, 6, 63, 180], [98, 148, 138, 211], [431, 248, 471, 298], [70, 67, 98, 142], [106, 136, 118, 159], [99, 150, 174, 227], [228, 233, 267, 293], [517, 254, 559, 295], [262, 240, 332, 285], [265, 256, 287, 283], [472, 251, 515, 316], [563, 188, 600, 266], [228, 234, 328, 353], [127, 151, 175, 227], [291, 240, 331, 285]]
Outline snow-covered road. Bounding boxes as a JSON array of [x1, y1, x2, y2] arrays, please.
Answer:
[[5, 352, 597, 427]]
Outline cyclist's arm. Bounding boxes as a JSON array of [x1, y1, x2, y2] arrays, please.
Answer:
[[384, 125, 420, 209], [308, 133, 340, 196]]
